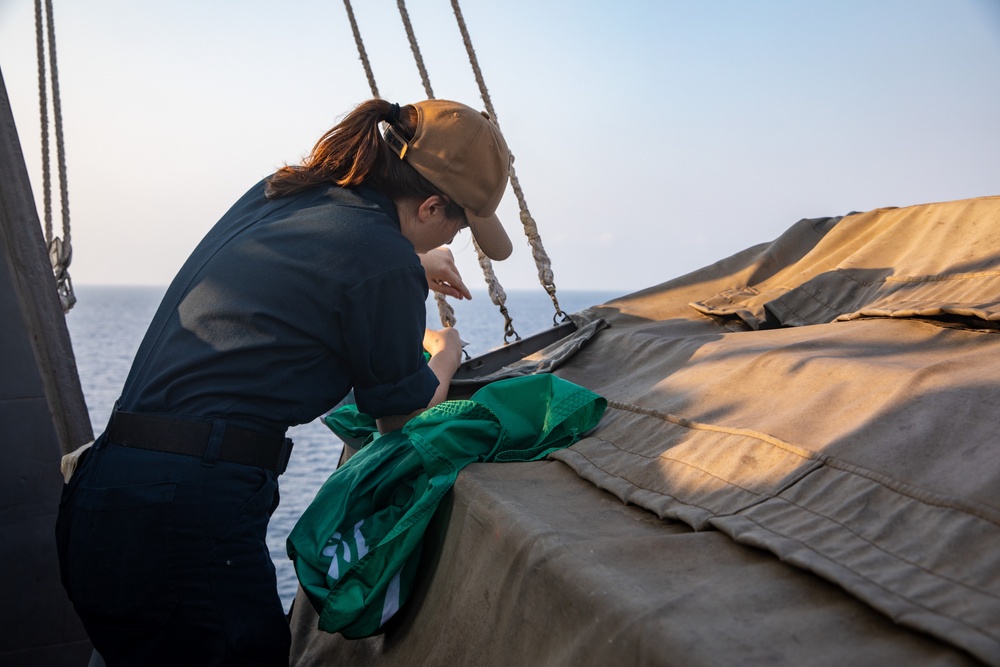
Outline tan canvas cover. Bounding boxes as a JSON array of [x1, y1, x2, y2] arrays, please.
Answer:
[[290, 196, 999, 666]]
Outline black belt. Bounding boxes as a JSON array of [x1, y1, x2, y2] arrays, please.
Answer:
[[106, 411, 293, 474]]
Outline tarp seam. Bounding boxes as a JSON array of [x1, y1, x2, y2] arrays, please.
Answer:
[[750, 492, 1000, 606], [584, 432, 823, 512], [605, 401, 1000, 527], [725, 507, 1000, 640], [586, 433, 767, 500], [883, 270, 1000, 284], [556, 444, 716, 516], [820, 455, 1000, 527], [605, 400, 819, 461]]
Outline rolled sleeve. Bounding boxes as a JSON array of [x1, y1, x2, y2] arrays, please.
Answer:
[[342, 265, 439, 419], [354, 363, 438, 419]]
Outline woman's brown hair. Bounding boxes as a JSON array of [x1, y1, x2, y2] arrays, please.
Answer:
[[266, 99, 463, 219]]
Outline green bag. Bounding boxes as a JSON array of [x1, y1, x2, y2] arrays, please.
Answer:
[[323, 403, 376, 450], [286, 374, 606, 639]]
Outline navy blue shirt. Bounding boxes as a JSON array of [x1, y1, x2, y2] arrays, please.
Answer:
[[117, 180, 438, 435]]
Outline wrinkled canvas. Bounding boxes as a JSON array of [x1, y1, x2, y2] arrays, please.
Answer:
[[291, 196, 999, 666]]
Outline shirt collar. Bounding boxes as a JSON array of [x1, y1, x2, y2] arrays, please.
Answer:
[[353, 185, 400, 228]]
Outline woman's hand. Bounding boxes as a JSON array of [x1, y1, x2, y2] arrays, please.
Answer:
[[419, 247, 472, 300], [423, 327, 463, 371], [377, 327, 465, 434], [378, 326, 464, 435]]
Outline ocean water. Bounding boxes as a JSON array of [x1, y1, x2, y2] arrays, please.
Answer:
[[65, 284, 620, 610]]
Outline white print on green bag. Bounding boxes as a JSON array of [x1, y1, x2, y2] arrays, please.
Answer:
[[322, 520, 369, 580], [380, 569, 403, 626]]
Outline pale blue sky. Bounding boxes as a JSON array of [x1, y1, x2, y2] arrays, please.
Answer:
[[1, 0, 998, 292]]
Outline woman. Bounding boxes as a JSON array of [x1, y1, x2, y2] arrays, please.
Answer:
[[56, 98, 512, 666]]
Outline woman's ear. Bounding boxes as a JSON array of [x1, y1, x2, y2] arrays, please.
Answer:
[[417, 195, 450, 223]]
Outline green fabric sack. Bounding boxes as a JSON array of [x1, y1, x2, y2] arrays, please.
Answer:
[[286, 374, 607, 639], [323, 404, 376, 449]]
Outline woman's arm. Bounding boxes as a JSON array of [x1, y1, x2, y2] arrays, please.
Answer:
[[375, 327, 464, 434]]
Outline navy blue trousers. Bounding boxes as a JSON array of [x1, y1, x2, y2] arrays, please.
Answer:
[[56, 436, 291, 666]]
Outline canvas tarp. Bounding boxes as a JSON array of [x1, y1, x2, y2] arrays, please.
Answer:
[[289, 195, 1000, 666]]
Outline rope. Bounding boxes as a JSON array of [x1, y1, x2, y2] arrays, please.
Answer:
[[342, 0, 379, 99], [432, 294, 455, 328], [478, 243, 519, 342], [475, 238, 519, 342], [339, 1, 526, 338], [395, 1, 520, 338], [33, 0, 50, 243], [449, 0, 567, 324], [396, 0, 433, 99], [34, 0, 75, 312], [394, 0, 456, 329]]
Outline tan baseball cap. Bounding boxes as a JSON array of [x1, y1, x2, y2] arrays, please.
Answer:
[[383, 100, 513, 261]]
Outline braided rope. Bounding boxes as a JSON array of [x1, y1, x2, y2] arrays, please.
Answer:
[[46, 0, 70, 250], [342, 0, 379, 98], [395, 0, 457, 329], [34, 0, 75, 311], [511, 169, 565, 323], [33, 0, 51, 244], [433, 290, 456, 328], [340, 1, 527, 336], [449, 0, 567, 323], [397, 0, 519, 337], [475, 238, 519, 342], [396, 0, 433, 99]]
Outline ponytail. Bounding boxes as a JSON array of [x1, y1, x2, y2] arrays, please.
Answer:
[[266, 98, 458, 215]]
